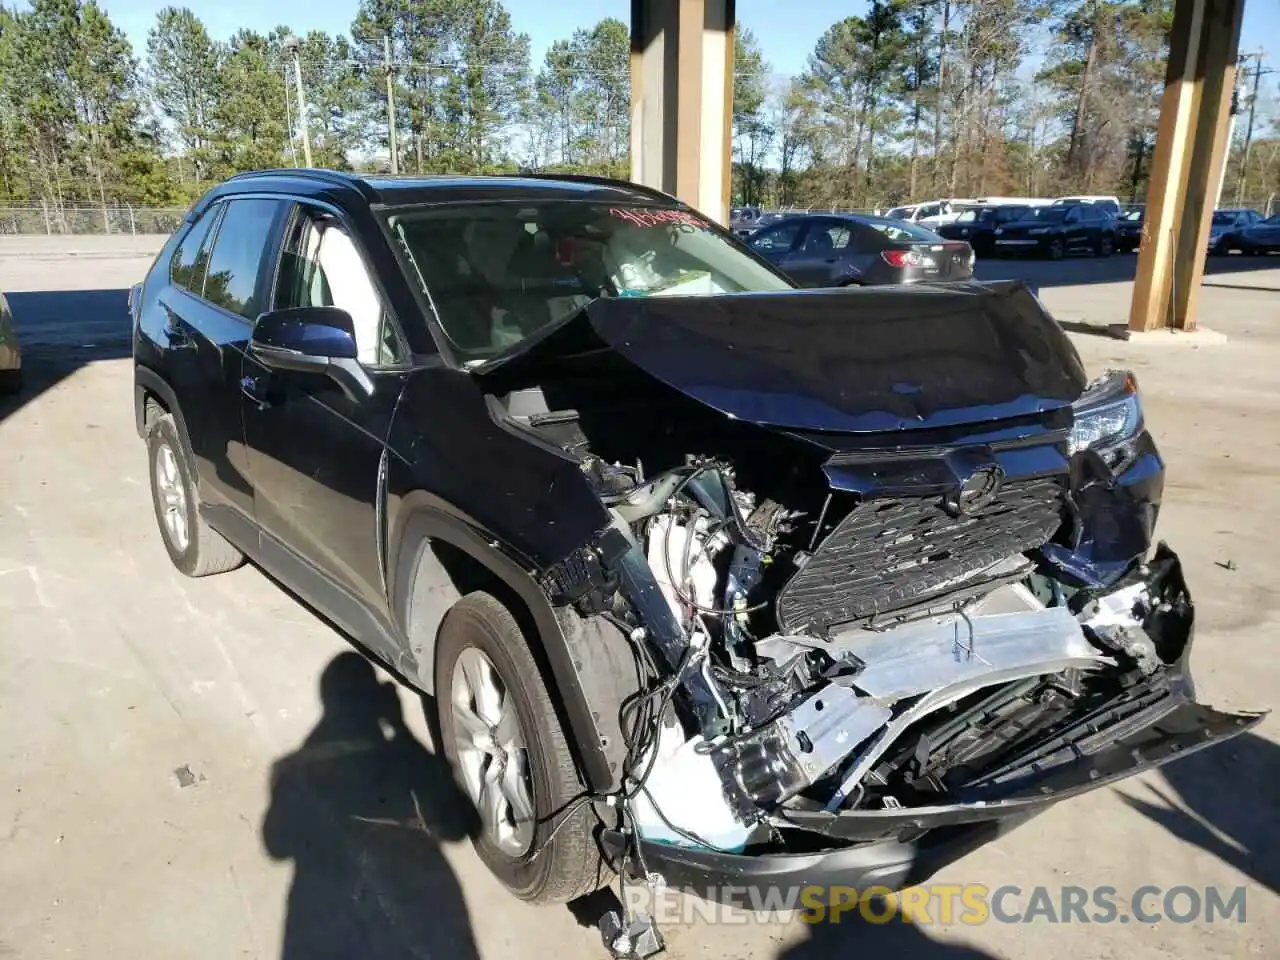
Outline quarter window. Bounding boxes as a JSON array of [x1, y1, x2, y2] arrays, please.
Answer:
[[203, 198, 288, 320]]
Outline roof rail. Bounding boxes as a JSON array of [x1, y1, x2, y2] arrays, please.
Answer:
[[225, 168, 379, 202], [518, 172, 680, 206]]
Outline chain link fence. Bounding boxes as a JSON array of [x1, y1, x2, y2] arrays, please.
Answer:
[[0, 203, 186, 236]]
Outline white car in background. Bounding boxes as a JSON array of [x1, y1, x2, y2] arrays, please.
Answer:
[[885, 199, 978, 230], [0, 290, 20, 394]]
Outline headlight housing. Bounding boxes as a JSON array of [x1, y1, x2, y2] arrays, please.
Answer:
[[1069, 370, 1143, 454]]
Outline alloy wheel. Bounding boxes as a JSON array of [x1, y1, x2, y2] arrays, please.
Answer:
[[154, 441, 189, 552], [451, 647, 536, 856]]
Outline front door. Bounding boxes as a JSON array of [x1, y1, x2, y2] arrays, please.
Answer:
[[240, 203, 409, 660], [746, 219, 805, 270]]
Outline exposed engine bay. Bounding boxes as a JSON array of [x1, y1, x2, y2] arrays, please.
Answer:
[[556, 453, 1196, 853], [470, 286, 1262, 885]]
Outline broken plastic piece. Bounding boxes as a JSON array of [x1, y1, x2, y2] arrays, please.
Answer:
[[599, 910, 664, 959]]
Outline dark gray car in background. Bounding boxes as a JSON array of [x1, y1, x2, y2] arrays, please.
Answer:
[[746, 214, 974, 286]]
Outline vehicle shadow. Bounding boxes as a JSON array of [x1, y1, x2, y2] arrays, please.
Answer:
[[0, 289, 132, 427], [1116, 730, 1279, 895], [778, 912, 1002, 959], [261, 651, 481, 959], [973, 253, 1280, 289]]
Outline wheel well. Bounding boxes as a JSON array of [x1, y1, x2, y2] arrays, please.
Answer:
[[406, 536, 626, 791], [408, 539, 553, 695], [143, 390, 168, 429]]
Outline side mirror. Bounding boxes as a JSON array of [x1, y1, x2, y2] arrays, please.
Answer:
[[248, 306, 371, 400], [249, 306, 358, 372]]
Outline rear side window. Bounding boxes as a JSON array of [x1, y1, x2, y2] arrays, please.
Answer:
[[169, 205, 221, 293], [203, 198, 288, 320], [799, 221, 852, 253]]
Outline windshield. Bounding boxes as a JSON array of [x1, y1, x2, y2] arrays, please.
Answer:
[[388, 202, 792, 362]]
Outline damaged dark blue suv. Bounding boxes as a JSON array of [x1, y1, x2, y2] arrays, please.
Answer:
[[131, 170, 1261, 931]]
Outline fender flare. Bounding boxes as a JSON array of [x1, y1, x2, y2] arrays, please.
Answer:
[[134, 364, 198, 470], [389, 499, 635, 793]]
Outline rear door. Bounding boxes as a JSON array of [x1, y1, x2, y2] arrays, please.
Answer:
[[781, 218, 857, 286], [1062, 206, 1088, 250], [154, 197, 289, 519]]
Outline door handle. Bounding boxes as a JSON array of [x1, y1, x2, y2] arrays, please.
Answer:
[[163, 320, 192, 350], [240, 375, 273, 411]]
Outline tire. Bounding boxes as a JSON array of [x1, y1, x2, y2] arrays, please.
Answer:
[[0, 367, 20, 395], [1047, 237, 1065, 260], [435, 592, 606, 904], [146, 414, 243, 577], [1096, 234, 1113, 257]]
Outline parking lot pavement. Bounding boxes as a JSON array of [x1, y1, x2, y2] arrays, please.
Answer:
[[0, 244, 1276, 960]]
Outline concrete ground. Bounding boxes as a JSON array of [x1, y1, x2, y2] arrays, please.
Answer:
[[0, 236, 1276, 959]]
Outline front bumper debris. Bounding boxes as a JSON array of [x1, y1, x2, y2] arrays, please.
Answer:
[[608, 695, 1260, 906], [609, 544, 1265, 903]]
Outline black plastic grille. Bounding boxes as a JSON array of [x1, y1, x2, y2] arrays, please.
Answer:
[[776, 477, 1065, 635]]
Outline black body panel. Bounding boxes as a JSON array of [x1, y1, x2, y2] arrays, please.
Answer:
[[478, 282, 1088, 434]]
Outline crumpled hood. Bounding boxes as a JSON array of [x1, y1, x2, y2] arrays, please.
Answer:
[[475, 281, 1088, 433]]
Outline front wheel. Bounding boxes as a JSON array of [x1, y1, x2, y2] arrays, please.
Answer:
[[1096, 234, 1113, 257], [1047, 237, 1065, 260], [435, 592, 606, 904]]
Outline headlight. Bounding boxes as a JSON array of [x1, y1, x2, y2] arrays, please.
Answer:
[[1069, 370, 1143, 453]]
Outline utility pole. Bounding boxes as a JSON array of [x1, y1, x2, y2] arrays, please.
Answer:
[[1234, 50, 1273, 206], [384, 36, 399, 175], [1214, 76, 1240, 209], [284, 35, 313, 168]]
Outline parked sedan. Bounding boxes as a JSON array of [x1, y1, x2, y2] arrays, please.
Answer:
[[936, 204, 1032, 256], [1223, 212, 1274, 253], [993, 203, 1115, 259], [0, 290, 21, 394], [1215, 209, 1271, 254], [746, 214, 973, 286]]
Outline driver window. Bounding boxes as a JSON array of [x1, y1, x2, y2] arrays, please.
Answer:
[[276, 209, 403, 366], [749, 220, 802, 253]]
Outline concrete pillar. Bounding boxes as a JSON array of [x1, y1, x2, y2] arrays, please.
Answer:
[[630, 0, 735, 224], [1128, 0, 1245, 332]]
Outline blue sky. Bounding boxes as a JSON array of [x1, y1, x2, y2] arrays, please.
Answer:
[[99, 0, 1280, 82]]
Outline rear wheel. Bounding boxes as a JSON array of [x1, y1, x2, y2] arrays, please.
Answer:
[[146, 414, 243, 577], [435, 592, 606, 904]]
